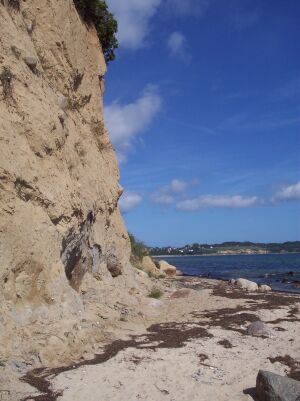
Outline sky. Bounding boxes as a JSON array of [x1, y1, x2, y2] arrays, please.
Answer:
[[103, 0, 300, 247]]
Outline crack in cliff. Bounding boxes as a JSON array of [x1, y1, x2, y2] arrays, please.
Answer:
[[61, 211, 95, 290]]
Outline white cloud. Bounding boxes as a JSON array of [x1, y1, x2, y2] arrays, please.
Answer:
[[105, 0, 211, 50], [151, 193, 174, 205], [151, 179, 189, 205], [177, 195, 260, 211], [272, 182, 300, 202], [104, 86, 162, 162], [165, 0, 211, 17], [169, 179, 188, 193], [167, 32, 186, 55], [106, 0, 161, 49], [119, 191, 142, 213]]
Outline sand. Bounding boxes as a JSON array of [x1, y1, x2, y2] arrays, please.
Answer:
[[2, 278, 300, 401]]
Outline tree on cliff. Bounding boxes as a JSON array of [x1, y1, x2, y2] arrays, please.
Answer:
[[73, 0, 118, 63]]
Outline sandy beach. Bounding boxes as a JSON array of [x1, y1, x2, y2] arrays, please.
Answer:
[[5, 277, 299, 401]]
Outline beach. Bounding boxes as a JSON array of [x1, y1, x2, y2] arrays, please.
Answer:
[[5, 276, 299, 401]]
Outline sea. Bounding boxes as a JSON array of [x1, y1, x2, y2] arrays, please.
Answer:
[[154, 253, 300, 294]]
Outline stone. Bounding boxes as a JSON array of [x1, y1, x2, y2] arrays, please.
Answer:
[[23, 56, 38, 70], [149, 299, 163, 308], [106, 254, 122, 278], [141, 256, 165, 278], [236, 278, 258, 291], [259, 284, 272, 292], [158, 260, 177, 277], [170, 288, 192, 299], [256, 370, 300, 401], [57, 93, 69, 110], [136, 269, 148, 278], [247, 321, 274, 337]]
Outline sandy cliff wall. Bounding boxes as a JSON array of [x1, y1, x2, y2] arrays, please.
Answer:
[[0, 0, 144, 365]]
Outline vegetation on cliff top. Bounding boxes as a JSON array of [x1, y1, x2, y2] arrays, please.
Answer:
[[73, 0, 118, 64], [129, 233, 148, 261]]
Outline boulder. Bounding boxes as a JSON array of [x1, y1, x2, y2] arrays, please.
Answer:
[[149, 299, 164, 308], [170, 288, 192, 299], [141, 256, 165, 278], [256, 370, 300, 401], [247, 321, 274, 338], [236, 278, 258, 292], [135, 269, 148, 278], [259, 285, 272, 292], [106, 254, 122, 278], [23, 56, 38, 70], [57, 93, 69, 110], [158, 260, 177, 277]]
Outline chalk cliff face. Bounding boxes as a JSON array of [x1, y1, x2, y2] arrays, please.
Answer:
[[0, 0, 143, 365]]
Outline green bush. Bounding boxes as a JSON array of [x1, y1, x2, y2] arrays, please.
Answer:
[[73, 0, 118, 63], [148, 288, 164, 299], [129, 233, 148, 260]]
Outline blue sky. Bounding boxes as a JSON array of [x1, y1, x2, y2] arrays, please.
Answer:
[[104, 0, 300, 246]]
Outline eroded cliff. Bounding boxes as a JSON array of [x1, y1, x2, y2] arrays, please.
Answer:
[[0, 0, 147, 366]]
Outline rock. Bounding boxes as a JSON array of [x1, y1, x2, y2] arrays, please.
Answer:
[[141, 256, 165, 278], [10, 360, 28, 373], [170, 288, 192, 299], [57, 93, 69, 110], [256, 370, 300, 401], [247, 321, 274, 337], [149, 299, 163, 308], [158, 260, 177, 277], [23, 56, 38, 70], [236, 278, 258, 291], [229, 279, 236, 285], [259, 284, 272, 292], [136, 269, 148, 278], [106, 254, 122, 278], [176, 269, 184, 276]]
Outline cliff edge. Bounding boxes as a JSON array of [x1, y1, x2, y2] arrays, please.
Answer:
[[0, 0, 146, 366]]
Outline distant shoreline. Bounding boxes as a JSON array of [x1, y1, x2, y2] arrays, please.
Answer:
[[152, 252, 300, 258]]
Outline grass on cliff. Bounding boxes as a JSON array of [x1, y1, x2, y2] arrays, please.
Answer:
[[129, 233, 148, 261], [0, 66, 14, 99], [148, 288, 164, 299], [73, 0, 118, 63]]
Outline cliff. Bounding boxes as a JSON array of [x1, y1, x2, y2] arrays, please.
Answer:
[[0, 0, 147, 366]]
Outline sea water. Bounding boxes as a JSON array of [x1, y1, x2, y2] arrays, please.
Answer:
[[156, 253, 300, 293]]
